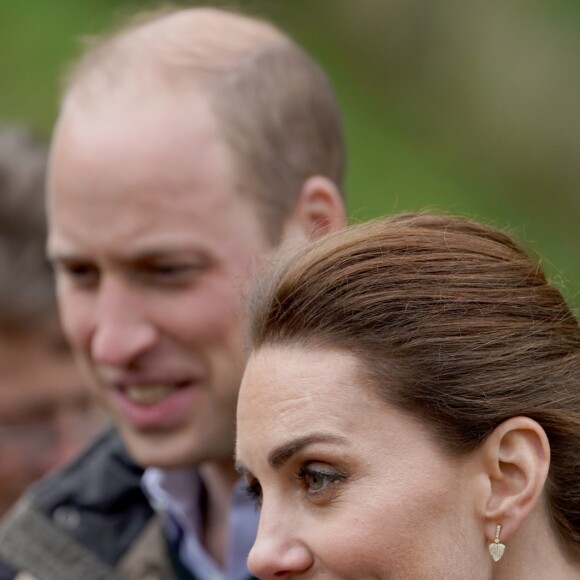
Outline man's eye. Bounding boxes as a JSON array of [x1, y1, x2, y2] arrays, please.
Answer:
[[141, 265, 194, 287], [143, 263, 206, 282], [56, 262, 100, 287], [150, 264, 190, 275]]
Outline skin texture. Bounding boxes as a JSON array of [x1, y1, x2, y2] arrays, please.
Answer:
[[0, 325, 102, 516], [47, 87, 273, 473], [236, 346, 489, 579]]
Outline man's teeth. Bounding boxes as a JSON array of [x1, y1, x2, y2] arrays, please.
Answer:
[[124, 385, 178, 405]]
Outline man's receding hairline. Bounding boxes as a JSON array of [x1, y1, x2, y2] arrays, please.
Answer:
[[63, 6, 289, 100], [57, 5, 345, 246]]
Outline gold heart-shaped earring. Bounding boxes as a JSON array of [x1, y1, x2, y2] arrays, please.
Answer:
[[488, 524, 506, 562]]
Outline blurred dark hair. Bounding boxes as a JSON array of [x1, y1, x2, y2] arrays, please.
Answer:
[[0, 125, 55, 329]]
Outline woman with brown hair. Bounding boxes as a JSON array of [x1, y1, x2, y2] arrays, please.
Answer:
[[235, 213, 580, 579]]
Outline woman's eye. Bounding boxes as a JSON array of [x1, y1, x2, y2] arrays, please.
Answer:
[[243, 478, 263, 508], [298, 464, 347, 498], [303, 471, 327, 491]]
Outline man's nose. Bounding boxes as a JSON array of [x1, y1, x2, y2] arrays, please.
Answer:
[[247, 501, 313, 579], [90, 279, 158, 366]]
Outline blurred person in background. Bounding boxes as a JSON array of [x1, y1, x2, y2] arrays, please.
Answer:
[[0, 7, 346, 580], [0, 125, 103, 519]]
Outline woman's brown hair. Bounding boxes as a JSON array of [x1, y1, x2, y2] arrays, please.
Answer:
[[249, 212, 580, 555]]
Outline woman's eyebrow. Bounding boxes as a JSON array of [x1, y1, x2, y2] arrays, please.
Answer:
[[235, 433, 348, 475], [267, 433, 348, 469]]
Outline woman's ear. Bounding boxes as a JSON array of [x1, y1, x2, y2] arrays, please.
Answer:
[[480, 416, 550, 544], [280, 176, 346, 245]]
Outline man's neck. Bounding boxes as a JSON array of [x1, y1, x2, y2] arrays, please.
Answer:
[[198, 459, 240, 567]]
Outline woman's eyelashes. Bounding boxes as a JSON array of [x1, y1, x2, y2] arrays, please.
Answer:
[[243, 463, 349, 508], [297, 463, 348, 502], [244, 477, 263, 507]]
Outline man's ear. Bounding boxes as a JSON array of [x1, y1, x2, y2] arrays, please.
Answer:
[[281, 175, 346, 245], [479, 416, 550, 544]]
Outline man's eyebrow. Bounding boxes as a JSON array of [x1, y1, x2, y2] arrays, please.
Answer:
[[46, 252, 82, 263], [47, 247, 209, 264], [267, 433, 348, 469]]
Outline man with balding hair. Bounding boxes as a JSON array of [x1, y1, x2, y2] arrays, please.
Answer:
[[0, 7, 346, 580]]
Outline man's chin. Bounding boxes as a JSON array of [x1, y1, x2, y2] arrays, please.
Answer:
[[118, 427, 195, 469]]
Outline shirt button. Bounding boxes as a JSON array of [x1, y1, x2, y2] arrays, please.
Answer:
[[53, 505, 81, 530]]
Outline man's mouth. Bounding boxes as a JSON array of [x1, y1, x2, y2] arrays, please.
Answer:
[[119, 381, 191, 406], [108, 379, 197, 429]]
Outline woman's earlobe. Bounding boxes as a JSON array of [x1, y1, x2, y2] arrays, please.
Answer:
[[481, 416, 551, 543]]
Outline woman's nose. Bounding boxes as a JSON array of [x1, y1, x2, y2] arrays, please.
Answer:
[[247, 503, 313, 578]]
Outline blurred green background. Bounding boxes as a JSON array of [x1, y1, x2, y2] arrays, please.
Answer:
[[1, 0, 578, 308]]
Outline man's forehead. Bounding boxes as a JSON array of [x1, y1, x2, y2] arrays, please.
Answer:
[[46, 191, 266, 263], [49, 89, 232, 199], [59, 77, 213, 137]]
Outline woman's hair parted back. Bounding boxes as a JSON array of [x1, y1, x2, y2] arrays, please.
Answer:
[[249, 212, 580, 555]]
